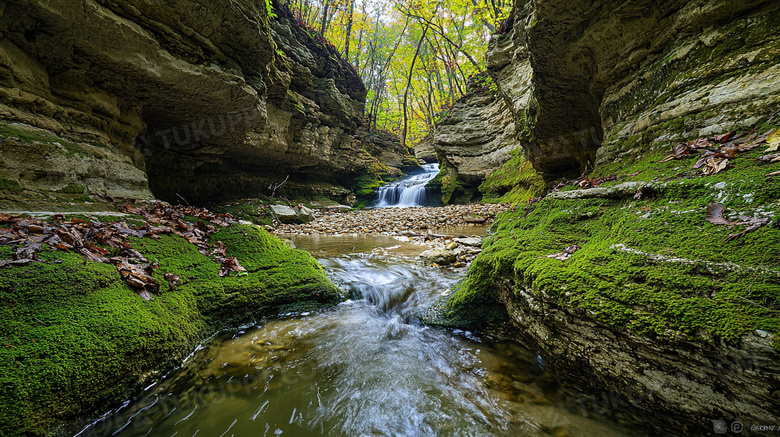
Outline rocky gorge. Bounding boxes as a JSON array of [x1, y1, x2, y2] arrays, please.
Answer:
[[0, 0, 411, 209], [0, 0, 779, 435], [431, 0, 780, 434], [0, 0, 411, 435]]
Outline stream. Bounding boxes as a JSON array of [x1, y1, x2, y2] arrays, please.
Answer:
[[79, 233, 650, 437]]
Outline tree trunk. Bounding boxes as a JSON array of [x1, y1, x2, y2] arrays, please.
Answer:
[[319, 0, 330, 36], [402, 21, 431, 147], [344, 0, 355, 60]]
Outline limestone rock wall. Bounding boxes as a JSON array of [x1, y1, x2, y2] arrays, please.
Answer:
[[356, 127, 420, 177], [412, 136, 436, 163], [0, 0, 375, 206], [432, 75, 522, 203], [437, 0, 779, 190], [438, 0, 780, 432], [488, 0, 780, 178]]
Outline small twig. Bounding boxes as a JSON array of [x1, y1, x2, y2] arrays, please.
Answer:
[[3, 343, 17, 349], [175, 193, 190, 206], [268, 175, 290, 200], [736, 295, 771, 312]]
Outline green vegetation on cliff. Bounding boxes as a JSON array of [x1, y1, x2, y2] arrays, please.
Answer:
[[441, 128, 780, 347], [479, 149, 546, 204], [0, 224, 341, 436]]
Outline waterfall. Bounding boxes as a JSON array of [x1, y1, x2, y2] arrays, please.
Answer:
[[375, 163, 439, 208]]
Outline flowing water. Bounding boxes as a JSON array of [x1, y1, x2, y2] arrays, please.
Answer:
[[376, 164, 440, 207], [79, 234, 652, 437]]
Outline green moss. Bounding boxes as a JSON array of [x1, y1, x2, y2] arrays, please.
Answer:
[[441, 134, 780, 348], [480, 149, 546, 204], [0, 124, 61, 145], [0, 224, 341, 436], [55, 183, 85, 195], [0, 123, 90, 158], [212, 199, 273, 226], [350, 173, 386, 199], [434, 169, 480, 205], [0, 178, 22, 193]]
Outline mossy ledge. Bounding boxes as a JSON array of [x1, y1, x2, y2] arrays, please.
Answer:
[[432, 127, 780, 433], [0, 224, 342, 436]]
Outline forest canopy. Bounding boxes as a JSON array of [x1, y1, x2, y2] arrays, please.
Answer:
[[274, 0, 511, 146]]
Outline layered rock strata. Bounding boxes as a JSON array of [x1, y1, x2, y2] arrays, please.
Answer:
[[0, 0, 381, 206], [432, 74, 522, 203], [438, 0, 780, 434]]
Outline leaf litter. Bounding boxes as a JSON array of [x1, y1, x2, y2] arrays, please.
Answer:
[[705, 202, 772, 242], [0, 200, 242, 300], [660, 128, 778, 176]]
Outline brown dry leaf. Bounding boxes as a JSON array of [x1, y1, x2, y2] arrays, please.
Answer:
[[701, 156, 730, 175], [726, 216, 772, 242], [210, 240, 226, 257], [714, 131, 736, 143], [633, 188, 646, 200], [739, 128, 776, 152], [113, 260, 160, 293], [218, 257, 247, 277], [706, 203, 735, 226], [79, 247, 109, 264], [757, 153, 780, 163], [660, 143, 693, 162], [706, 203, 772, 241], [546, 244, 580, 261]]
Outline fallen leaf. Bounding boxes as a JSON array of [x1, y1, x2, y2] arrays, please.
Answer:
[[769, 170, 780, 177], [702, 157, 729, 175], [210, 240, 226, 257], [706, 203, 772, 241], [218, 256, 247, 277], [757, 153, 780, 163], [714, 131, 736, 143], [79, 248, 109, 264], [546, 244, 580, 261], [765, 131, 780, 152], [726, 216, 772, 241], [633, 188, 646, 200], [739, 128, 776, 152], [706, 203, 734, 225]]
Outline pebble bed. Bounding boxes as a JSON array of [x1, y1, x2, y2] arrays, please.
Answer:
[[276, 204, 509, 236], [274, 204, 510, 266]]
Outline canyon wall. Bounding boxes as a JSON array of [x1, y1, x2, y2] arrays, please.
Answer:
[[0, 0, 390, 208], [438, 0, 780, 434], [432, 74, 524, 203], [487, 0, 779, 179]]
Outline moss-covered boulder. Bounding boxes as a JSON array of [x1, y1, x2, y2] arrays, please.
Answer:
[[0, 224, 341, 436]]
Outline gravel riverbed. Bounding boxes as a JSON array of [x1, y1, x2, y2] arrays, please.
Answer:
[[274, 204, 510, 266], [275, 204, 509, 235]]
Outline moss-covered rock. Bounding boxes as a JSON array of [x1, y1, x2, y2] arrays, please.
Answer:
[[479, 149, 546, 204], [0, 224, 341, 436], [437, 125, 780, 432]]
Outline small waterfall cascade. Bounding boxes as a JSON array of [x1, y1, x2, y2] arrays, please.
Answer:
[[375, 163, 439, 207]]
